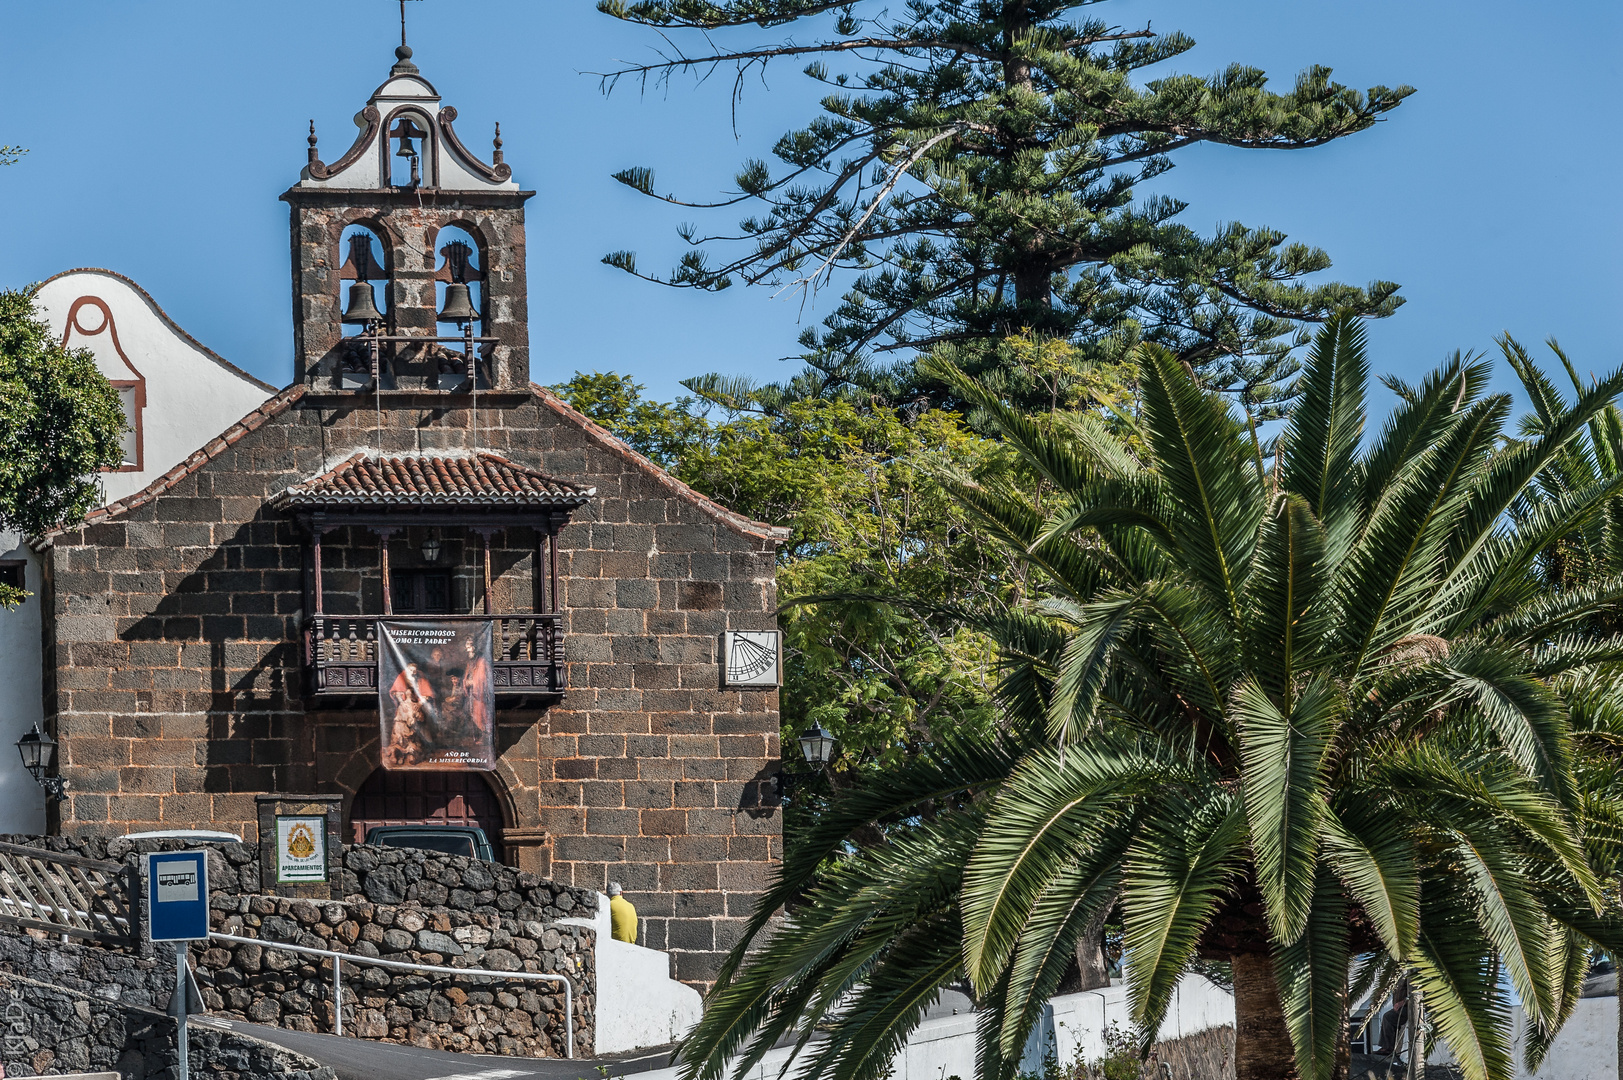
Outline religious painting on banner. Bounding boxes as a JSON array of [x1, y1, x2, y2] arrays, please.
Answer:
[[378, 620, 495, 770]]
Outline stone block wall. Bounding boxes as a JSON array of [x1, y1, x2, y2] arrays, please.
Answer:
[[42, 381, 784, 987], [200, 890, 593, 1058], [0, 935, 335, 1080], [0, 837, 598, 1058]]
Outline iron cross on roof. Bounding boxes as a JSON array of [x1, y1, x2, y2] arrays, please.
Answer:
[[398, 0, 424, 49]]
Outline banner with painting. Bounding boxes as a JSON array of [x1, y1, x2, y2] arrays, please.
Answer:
[[378, 620, 495, 770]]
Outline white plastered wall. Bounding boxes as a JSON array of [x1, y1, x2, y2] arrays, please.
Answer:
[[560, 894, 704, 1054], [297, 70, 518, 193], [0, 270, 275, 834]]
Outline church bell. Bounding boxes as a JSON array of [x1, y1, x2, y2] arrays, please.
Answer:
[[438, 282, 477, 324], [342, 282, 384, 324]]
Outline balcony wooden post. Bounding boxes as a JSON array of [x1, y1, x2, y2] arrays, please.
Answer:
[[547, 513, 564, 616], [474, 527, 499, 615], [542, 529, 555, 613], [371, 526, 399, 615], [311, 515, 330, 616]]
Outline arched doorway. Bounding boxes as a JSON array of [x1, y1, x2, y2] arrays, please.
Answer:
[[349, 769, 506, 862]]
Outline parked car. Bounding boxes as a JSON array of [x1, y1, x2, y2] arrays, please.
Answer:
[[364, 824, 495, 862]]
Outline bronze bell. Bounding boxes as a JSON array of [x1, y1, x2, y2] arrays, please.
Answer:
[[342, 282, 384, 324], [438, 282, 477, 324]]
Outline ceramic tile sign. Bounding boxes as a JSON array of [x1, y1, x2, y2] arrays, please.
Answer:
[[147, 850, 208, 942], [723, 630, 782, 688], [275, 815, 329, 884], [378, 620, 495, 770]]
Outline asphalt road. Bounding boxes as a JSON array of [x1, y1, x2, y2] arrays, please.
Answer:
[[193, 988, 979, 1080], [192, 1016, 678, 1080]]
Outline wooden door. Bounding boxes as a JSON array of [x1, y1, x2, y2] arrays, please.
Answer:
[[349, 767, 505, 861]]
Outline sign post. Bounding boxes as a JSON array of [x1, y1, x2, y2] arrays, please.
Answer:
[[147, 851, 209, 1080]]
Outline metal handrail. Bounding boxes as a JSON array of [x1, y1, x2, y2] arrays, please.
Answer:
[[207, 931, 574, 1057]]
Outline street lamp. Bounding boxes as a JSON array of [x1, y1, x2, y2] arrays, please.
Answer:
[[797, 724, 836, 766], [776, 724, 837, 800], [16, 723, 67, 801]]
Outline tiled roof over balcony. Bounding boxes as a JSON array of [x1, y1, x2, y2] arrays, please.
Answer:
[[273, 452, 595, 510]]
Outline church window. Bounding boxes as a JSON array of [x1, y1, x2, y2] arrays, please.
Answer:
[[115, 385, 141, 467]]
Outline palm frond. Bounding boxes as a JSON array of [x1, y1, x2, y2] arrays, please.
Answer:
[[1280, 313, 1368, 545], [961, 741, 1171, 988], [1273, 864, 1351, 1080], [1235, 674, 1339, 943], [1138, 344, 1262, 622], [1122, 791, 1246, 1048]]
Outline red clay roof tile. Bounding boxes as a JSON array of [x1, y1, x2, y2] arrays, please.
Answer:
[[273, 451, 593, 510]]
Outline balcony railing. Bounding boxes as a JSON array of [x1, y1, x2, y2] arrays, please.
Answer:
[[305, 614, 564, 705]]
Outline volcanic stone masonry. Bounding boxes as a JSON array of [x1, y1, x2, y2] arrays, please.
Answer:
[[0, 835, 599, 1058], [38, 380, 787, 987]]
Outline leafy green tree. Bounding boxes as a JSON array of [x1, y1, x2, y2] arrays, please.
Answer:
[[0, 146, 24, 166], [598, 1, 1410, 417], [553, 373, 1010, 803], [0, 289, 126, 607], [676, 317, 1623, 1080], [552, 371, 713, 470]]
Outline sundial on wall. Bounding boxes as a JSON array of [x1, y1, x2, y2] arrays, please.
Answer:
[[723, 631, 781, 688]]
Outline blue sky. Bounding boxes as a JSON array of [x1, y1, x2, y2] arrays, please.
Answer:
[[1, 1, 1617, 405]]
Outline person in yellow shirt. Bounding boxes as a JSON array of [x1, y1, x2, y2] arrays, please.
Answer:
[[608, 881, 637, 943]]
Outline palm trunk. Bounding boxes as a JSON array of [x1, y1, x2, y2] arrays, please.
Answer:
[[1072, 902, 1112, 991], [1233, 953, 1298, 1080]]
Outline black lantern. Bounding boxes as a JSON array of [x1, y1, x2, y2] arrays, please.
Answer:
[[421, 534, 441, 563], [797, 723, 836, 766], [773, 724, 837, 800], [16, 723, 66, 801]]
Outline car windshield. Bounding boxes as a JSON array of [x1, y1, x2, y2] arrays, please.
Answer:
[[375, 832, 475, 858]]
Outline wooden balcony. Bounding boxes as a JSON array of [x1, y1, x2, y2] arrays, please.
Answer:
[[304, 614, 564, 709]]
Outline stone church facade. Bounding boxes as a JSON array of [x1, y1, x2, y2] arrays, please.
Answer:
[[33, 44, 785, 986]]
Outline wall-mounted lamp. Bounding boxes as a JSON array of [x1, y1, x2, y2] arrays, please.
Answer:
[[775, 724, 837, 799], [796, 723, 836, 766], [16, 723, 67, 802], [421, 533, 441, 563]]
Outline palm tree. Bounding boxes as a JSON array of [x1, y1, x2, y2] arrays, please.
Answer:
[[1504, 335, 1623, 1080], [679, 318, 1623, 1080]]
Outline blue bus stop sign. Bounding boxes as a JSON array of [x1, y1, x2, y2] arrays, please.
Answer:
[[147, 851, 209, 942]]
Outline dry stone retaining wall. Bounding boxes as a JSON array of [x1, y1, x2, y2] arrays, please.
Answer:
[[0, 836, 598, 1058], [200, 890, 593, 1057], [0, 935, 335, 1080]]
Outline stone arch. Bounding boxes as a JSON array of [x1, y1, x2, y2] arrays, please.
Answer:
[[335, 217, 394, 316], [349, 767, 511, 863], [380, 104, 440, 188]]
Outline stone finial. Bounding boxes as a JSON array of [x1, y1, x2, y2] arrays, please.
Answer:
[[391, 42, 419, 76], [492, 123, 504, 166]]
